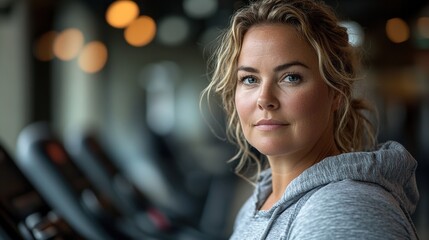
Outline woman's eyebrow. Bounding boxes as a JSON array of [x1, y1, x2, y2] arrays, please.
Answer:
[[273, 61, 309, 72], [237, 61, 309, 73], [237, 66, 258, 73]]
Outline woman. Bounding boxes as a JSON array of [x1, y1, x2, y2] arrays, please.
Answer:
[[202, 0, 420, 239]]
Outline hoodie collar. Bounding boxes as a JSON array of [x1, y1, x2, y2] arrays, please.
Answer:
[[256, 141, 419, 215]]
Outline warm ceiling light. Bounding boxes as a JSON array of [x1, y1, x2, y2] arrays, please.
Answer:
[[386, 18, 410, 43], [78, 41, 108, 73], [53, 28, 84, 61], [34, 31, 57, 61], [124, 15, 156, 47], [106, 0, 139, 28]]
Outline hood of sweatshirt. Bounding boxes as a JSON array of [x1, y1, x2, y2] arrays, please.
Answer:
[[255, 141, 419, 217]]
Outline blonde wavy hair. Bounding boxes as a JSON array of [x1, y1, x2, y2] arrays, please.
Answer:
[[202, 0, 377, 182]]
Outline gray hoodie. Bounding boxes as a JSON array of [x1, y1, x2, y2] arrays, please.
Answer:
[[230, 141, 419, 240]]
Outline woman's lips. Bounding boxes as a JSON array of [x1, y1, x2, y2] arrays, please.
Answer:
[[254, 119, 288, 130]]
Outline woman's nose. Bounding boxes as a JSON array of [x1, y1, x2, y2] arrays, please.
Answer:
[[257, 85, 279, 110]]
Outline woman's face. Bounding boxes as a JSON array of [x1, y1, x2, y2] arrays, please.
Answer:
[[235, 24, 338, 160]]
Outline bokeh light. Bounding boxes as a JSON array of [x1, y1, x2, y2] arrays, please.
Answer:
[[34, 31, 57, 61], [157, 16, 190, 46], [417, 17, 429, 38], [183, 0, 218, 19], [386, 18, 410, 43], [339, 21, 364, 47], [199, 26, 221, 49], [124, 15, 157, 47], [53, 28, 85, 61], [78, 41, 108, 73], [106, 0, 140, 29]]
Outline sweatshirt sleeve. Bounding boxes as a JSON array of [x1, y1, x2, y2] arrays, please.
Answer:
[[288, 180, 418, 240]]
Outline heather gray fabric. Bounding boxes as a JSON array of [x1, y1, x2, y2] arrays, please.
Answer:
[[230, 141, 420, 240]]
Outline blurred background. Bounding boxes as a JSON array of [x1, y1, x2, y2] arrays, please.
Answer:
[[0, 0, 428, 239]]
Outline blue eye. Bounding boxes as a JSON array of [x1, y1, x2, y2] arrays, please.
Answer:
[[241, 76, 257, 84], [283, 74, 302, 84]]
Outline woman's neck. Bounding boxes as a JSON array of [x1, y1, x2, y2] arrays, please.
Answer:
[[260, 140, 340, 210]]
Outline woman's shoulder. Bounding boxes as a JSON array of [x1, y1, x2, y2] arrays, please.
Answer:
[[312, 179, 395, 202], [304, 179, 401, 214], [289, 179, 417, 239]]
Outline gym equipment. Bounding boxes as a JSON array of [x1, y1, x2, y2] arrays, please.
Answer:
[[15, 122, 160, 240], [0, 143, 84, 240], [65, 129, 223, 239], [16, 122, 221, 239]]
